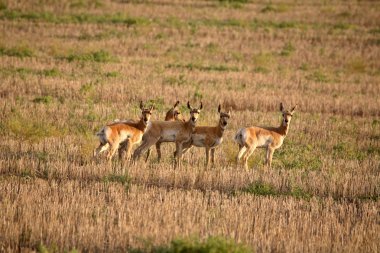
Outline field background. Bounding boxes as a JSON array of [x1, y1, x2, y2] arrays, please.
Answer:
[[0, 0, 379, 252]]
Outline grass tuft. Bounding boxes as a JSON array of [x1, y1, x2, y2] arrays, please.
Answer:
[[345, 58, 367, 74], [130, 236, 252, 253], [253, 52, 275, 73], [145, 98, 165, 112], [41, 68, 60, 77], [242, 181, 277, 196], [63, 50, 117, 63], [0, 9, 149, 26], [0, 45, 34, 58], [32, 95, 53, 104], [166, 63, 239, 72], [290, 186, 312, 201], [104, 71, 120, 78], [0, 0, 7, 10], [280, 42, 295, 56], [261, 3, 289, 13], [306, 70, 329, 83], [3, 112, 61, 142], [103, 173, 131, 185]]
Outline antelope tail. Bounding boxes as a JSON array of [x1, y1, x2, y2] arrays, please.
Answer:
[[234, 128, 247, 146]]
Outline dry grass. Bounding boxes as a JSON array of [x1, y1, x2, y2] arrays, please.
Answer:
[[0, 0, 379, 252]]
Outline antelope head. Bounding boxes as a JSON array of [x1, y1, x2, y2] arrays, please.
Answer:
[[172, 101, 185, 122], [187, 101, 203, 124], [218, 104, 231, 130], [140, 101, 154, 125], [165, 101, 185, 122], [280, 102, 296, 127]]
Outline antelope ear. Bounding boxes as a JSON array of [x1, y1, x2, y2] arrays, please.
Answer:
[[187, 101, 192, 110], [218, 104, 221, 113], [291, 104, 297, 113], [150, 105, 154, 112], [140, 101, 144, 110], [199, 102, 203, 110], [280, 102, 284, 112], [228, 108, 232, 117], [174, 101, 180, 108]]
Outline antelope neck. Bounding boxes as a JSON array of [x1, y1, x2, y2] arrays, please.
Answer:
[[216, 122, 225, 137], [276, 122, 289, 136], [136, 118, 148, 131]]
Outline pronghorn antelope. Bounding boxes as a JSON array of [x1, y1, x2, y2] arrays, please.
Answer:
[[93, 101, 153, 161], [132, 101, 203, 168], [179, 104, 231, 167], [235, 103, 297, 170], [164, 100, 185, 122], [145, 100, 185, 162]]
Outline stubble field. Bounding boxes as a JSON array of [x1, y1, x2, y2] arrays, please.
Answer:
[[0, 0, 379, 252]]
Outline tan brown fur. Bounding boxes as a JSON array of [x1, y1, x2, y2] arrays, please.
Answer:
[[93, 101, 153, 161], [133, 102, 202, 168], [235, 103, 296, 170], [180, 104, 231, 168], [164, 100, 184, 122], [145, 101, 185, 162]]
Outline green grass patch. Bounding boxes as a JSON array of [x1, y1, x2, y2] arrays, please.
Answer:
[[345, 58, 367, 74], [0, 9, 351, 32], [3, 112, 61, 142], [199, 18, 244, 28], [193, 89, 203, 100], [242, 181, 313, 200], [0, 1, 7, 11], [32, 95, 53, 104], [252, 52, 276, 73], [62, 50, 117, 63], [77, 29, 123, 41], [290, 186, 312, 201], [333, 22, 354, 30], [166, 63, 239, 72], [15, 67, 33, 75], [103, 172, 132, 192], [306, 70, 329, 83], [0, 45, 34, 58], [280, 42, 295, 56], [0, 9, 150, 26], [130, 236, 252, 253], [205, 42, 219, 53], [69, 0, 103, 9], [163, 74, 188, 86], [242, 181, 277, 196], [0, 67, 61, 78], [37, 243, 78, 253], [253, 66, 270, 74], [218, 0, 247, 9], [104, 71, 120, 78], [145, 98, 165, 112], [250, 19, 299, 30], [41, 68, 61, 77], [191, 18, 302, 30], [261, 3, 289, 13], [274, 143, 323, 171], [103, 173, 131, 185], [299, 63, 309, 71], [80, 82, 95, 94], [332, 143, 367, 161], [219, 0, 249, 3], [369, 27, 380, 34]]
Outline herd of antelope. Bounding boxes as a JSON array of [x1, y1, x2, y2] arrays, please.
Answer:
[[94, 101, 297, 170]]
